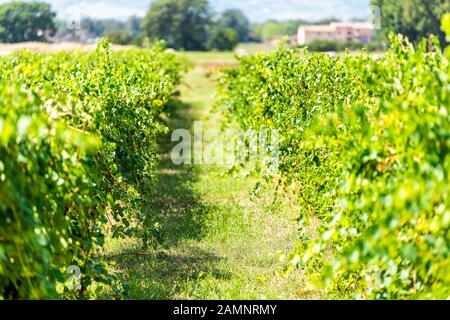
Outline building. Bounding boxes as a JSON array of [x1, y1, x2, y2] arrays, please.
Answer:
[[297, 22, 374, 45], [290, 34, 298, 46]]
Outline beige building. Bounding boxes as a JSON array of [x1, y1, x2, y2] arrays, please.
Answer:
[[297, 22, 374, 45]]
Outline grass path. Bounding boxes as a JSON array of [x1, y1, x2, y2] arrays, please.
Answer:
[[104, 53, 312, 300]]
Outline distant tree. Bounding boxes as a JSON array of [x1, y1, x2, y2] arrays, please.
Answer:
[[314, 17, 341, 25], [126, 15, 143, 36], [260, 21, 284, 41], [81, 18, 109, 36], [55, 16, 145, 46], [249, 23, 263, 42], [141, 0, 212, 50], [217, 9, 250, 43], [107, 32, 133, 45], [125, 16, 145, 46], [0, 1, 56, 43], [281, 20, 302, 35], [208, 27, 239, 51], [103, 19, 132, 44], [372, 0, 450, 45], [129, 33, 146, 46], [252, 19, 312, 42]]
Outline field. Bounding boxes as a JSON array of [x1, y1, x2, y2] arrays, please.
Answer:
[[1, 15, 450, 299], [0, 41, 136, 56], [0, 42, 277, 57]]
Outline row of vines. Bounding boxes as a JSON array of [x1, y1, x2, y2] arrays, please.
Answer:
[[216, 16, 450, 299], [0, 39, 184, 299]]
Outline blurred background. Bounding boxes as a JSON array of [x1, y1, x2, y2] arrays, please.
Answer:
[[0, 0, 449, 54]]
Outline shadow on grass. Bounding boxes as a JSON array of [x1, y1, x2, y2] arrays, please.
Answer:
[[105, 101, 230, 299], [151, 100, 212, 246], [111, 247, 231, 299]]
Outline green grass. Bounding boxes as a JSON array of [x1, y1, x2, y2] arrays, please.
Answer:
[[176, 51, 236, 65], [101, 51, 316, 300]]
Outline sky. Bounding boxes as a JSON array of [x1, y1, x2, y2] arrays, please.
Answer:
[[0, 0, 372, 23]]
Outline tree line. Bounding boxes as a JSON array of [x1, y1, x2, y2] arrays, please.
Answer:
[[0, 0, 449, 50], [0, 0, 251, 51]]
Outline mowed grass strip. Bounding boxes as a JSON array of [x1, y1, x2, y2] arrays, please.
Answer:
[[102, 51, 316, 300]]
